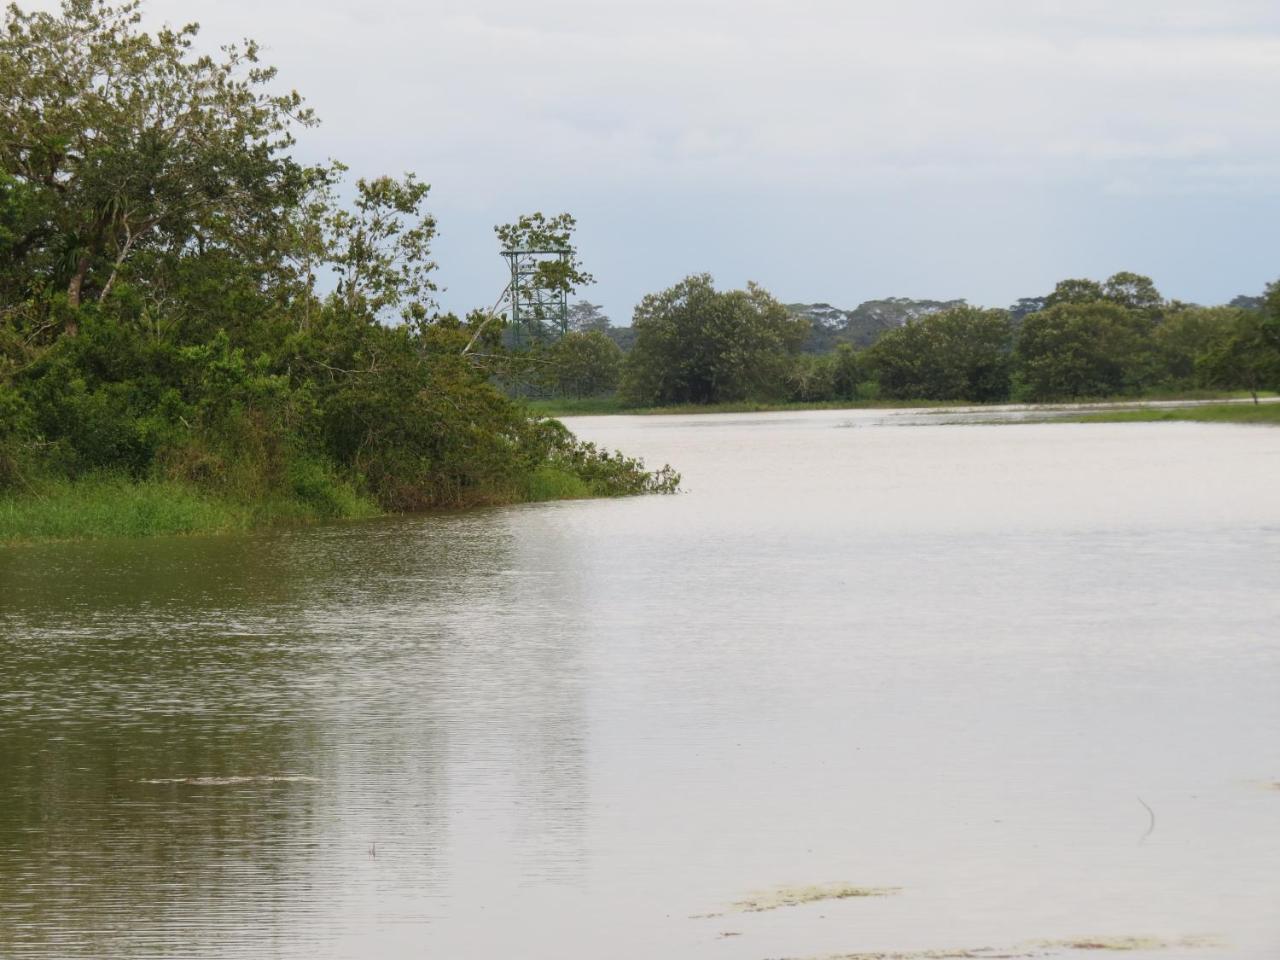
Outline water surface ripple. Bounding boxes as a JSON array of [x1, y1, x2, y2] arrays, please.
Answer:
[[2, 411, 1278, 958]]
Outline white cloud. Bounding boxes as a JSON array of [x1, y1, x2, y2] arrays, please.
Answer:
[[98, 0, 1274, 186], [16, 0, 1280, 311]]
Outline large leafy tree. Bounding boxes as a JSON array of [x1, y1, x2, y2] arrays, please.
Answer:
[[567, 300, 611, 334], [1103, 271, 1164, 315], [1152, 305, 1246, 388], [1044, 278, 1106, 308], [1013, 272, 1165, 400], [1196, 290, 1280, 402], [1042, 272, 1163, 315], [326, 171, 437, 325], [864, 305, 1013, 402], [545, 330, 622, 398], [1014, 300, 1156, 400], [621, 274, 807, 405], [0, 0, 314, 333]]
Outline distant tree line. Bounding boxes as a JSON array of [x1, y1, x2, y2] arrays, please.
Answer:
[[533, 272, 1280, 406]]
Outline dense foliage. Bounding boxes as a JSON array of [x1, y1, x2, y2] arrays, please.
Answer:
[[792, 297, 968, 352], [1014, 300, 1155, 400], [603, 272, 1280, 408], [0, 1, 676, 523], [619, 274, 807, 405], [864, 305, 1013, 402], [544, 331, 622, 398]]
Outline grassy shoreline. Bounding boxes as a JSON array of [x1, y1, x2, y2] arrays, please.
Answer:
[[1064, 402, 1280, 425], [8, 395, 1275, 546], [525, 397, 980, 417], [0, 474, 378, 546], [0, 464, 624, 547], [526, 390, 1274, 418]]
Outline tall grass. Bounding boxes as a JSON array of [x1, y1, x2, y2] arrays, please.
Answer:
[[519, 464, 593, 502], [0, 475, 249, 543], [0, 470, 382, 545], [0, 457, 661, 544]]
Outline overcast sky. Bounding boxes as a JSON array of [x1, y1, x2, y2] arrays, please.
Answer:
[[41, 0, 1280, 320]]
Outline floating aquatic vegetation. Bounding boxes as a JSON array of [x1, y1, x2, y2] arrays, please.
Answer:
[[1036, 936, 1221, 952], [776, 934, 1220, 960], [694, 882, 899, 918], [734, 883, 900, 913]]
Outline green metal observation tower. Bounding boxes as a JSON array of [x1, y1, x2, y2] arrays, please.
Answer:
[[501, 247, 570, 347]]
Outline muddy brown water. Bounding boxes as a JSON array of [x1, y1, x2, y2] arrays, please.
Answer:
[[2, 408, 1278, 958]]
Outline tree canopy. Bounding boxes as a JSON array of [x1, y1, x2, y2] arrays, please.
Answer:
[[566, 270, 1279, 408], [621, 274, 807, 405], [0, 1, 677, 515], [865, 305, 1013, 402], [1197, 296, 1280, 403], [0, 0, 314, 331], [1015, 300, 1155, 400]]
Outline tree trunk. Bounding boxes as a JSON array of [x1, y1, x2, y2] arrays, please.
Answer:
[[65, 255, 90, 335], [99, 225, 142, 304]]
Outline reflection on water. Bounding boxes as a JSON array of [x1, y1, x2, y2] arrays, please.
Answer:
[[2, 411, 1279, 959], [1, 517, 588, 957]]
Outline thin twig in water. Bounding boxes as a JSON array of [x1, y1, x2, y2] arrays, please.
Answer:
[[1137, 795, 1155, 845]]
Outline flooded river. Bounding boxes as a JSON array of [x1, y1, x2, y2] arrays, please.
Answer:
[[2, 409, 1278, 959]]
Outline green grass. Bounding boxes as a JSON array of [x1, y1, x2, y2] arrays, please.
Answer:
[[0, 458, 643, 545], [0, 471, 382, 545], [0, 475, 250, 543], [519, 464, 594, 502], [1113, 388, 1276, 402], [523, 396, 634, 416], [280, 458, 383, 521], [1070, 401, 1280, 425]]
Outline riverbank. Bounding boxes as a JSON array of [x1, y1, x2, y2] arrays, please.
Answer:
[[9, 397, 1271, 546], [526, 397, 985, 416], [0, 463, 652, 546], [526, 390, 1273, 418], [0, 475, 370, 545], [1066, 401, 1280, 425]]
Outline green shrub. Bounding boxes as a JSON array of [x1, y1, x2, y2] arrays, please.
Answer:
[[521, 464, 592, 501], [286, 457, 379, 519]]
